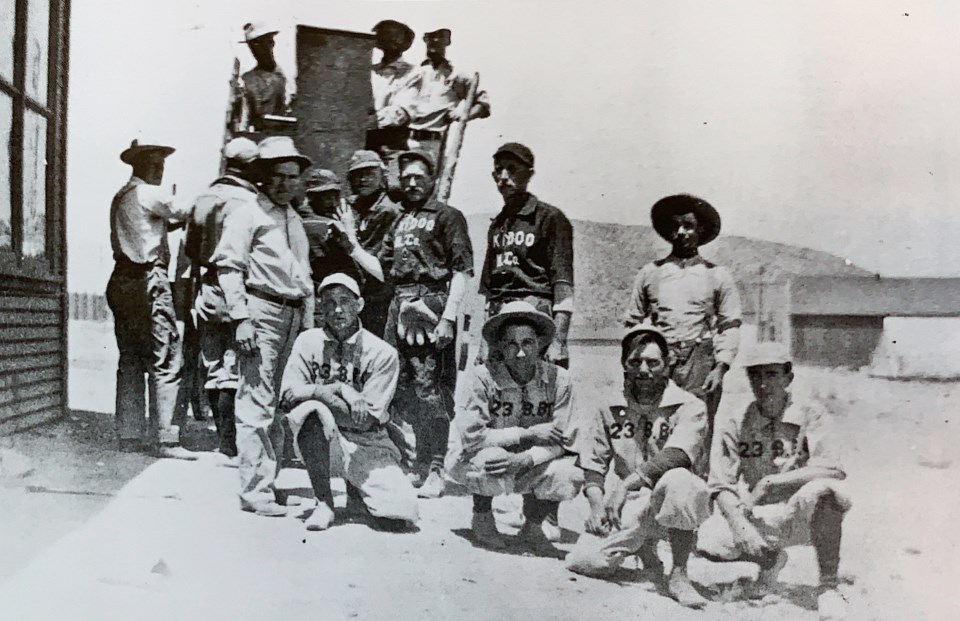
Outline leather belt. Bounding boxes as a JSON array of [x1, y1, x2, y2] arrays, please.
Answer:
[[407, 128, 444, 141], [246, 287, 304, 309]]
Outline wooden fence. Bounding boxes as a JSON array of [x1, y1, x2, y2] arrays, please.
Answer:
[[68, 292, 111, 322]]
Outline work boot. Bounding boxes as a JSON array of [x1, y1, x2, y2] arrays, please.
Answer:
[[638, 540, 666, 581], [305, 503, 336, 531], [417, 467, 445, 499], [156, 444, 198, 461], [817, 587, 847, 620], [757, 549, 789, 590], [243, 501, 288, 518], [517, 520, 557, 555], [667, 568, 708, 609], [472, 512, 505, 550]]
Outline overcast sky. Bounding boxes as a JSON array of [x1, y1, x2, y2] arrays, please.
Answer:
[[66, 0, 960, 291]]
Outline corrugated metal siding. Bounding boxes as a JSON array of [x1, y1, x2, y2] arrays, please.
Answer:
[[0, 289, 65, 432]]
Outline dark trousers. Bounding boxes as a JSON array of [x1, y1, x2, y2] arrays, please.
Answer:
[[669, 340, 722, 468], [106, 264, 183, 445], [385, 288, 457, 471], [359, 292, 392, 340]]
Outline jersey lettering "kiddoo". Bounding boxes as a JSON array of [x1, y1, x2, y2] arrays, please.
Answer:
[[378, 199, 473, 285]]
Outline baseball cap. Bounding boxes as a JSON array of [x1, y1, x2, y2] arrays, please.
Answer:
[[222, 137, 259, 164], [741, 342, 791, 368], [621, 323, 669, 357], [241, 21, 278, 43], [303, 168, 341, 193], [424, 28, 452, 40], [494, 142, 535, 168], [317, 273, 361, 298], [397, 150, 435, 175], [348, 150, 385, 172]]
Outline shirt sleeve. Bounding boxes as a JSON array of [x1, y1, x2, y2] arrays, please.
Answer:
[[210, 204, 257, 321], [575, 404, 614, 483], [362, 345, 400, 424], [707, 405, 745, 499], [546, 210, 574, 288], [663, 399, 709, 466], [713, 266, 743, 366], [441, 207, 474, 275], [623, 264, 652, 327], [478, 226, 495, 296], [452, 368, 521, 455], [785, 401, 845, 476], [279, 332, 318, 398], [139, 185, 189, 221]]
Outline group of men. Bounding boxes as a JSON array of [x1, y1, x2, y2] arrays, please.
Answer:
[[104, 18, 850, 620]]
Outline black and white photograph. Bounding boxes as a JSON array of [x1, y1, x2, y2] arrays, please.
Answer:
[[1, 1, 958, 619]]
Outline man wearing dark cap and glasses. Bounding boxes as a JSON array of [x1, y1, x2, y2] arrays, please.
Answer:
[[623, 195, 742, 461], [480, 142, 575, 369]]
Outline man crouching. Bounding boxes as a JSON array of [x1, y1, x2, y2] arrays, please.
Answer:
[[697, 342, 851, 620], [279, 273, 419, 531], [447, 301, 583, 552], [565, 324, 711, 609]]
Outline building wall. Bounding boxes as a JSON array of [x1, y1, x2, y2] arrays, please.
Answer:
[[791, 314, 884, 369], [0, 0, 71, 433]]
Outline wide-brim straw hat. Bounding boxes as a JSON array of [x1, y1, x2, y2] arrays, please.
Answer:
[[482, 301, 556, 348], [650, 194, 721, 246], [256, 136, 312, 171]]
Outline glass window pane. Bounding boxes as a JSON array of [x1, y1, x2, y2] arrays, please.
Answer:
[[0, 0, 13, 83], [22, 109, 47, 258], [0, 93, 11, 250], [25, 0, 50, 104]]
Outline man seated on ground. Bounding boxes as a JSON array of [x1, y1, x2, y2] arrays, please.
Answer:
[[279, 273, 419, 532], [565, 324, 712, 609], [446, 301, 583, 553], [697, 341, 850, 620]]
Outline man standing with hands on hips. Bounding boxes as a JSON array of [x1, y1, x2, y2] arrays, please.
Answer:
[[211, 136, 315, 516]]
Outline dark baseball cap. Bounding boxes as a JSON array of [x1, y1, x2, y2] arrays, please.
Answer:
[[397, 150, 436, 175], [494, 142, 535, 168]]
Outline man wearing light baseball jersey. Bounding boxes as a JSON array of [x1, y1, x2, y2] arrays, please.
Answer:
[[566, 324, 711, 609], [447, 302, 583, 552], [280, 273, 419, 532], [698, 341, 850, 619]]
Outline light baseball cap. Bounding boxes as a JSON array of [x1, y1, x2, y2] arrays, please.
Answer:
[[317, 273, 361, 298], [741, 342, 792, 368], [222, 137, 259, 164]]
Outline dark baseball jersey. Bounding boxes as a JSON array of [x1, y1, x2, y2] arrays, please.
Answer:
[[479, 194, 574, 302], [377, 199, 474, 285]]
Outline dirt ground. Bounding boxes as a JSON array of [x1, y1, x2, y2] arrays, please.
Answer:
[[0, 321, 958, 620]]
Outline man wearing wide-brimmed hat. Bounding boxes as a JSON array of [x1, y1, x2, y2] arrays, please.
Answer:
[[239, 21, 287, 132], [107, 139, 195, 460], [371, 20, 417, 129], [566, 323, 711, 609], [446, 301, 583, 553], [210, 136, 315, 516], [623, 194, 742, 459], [184, 137, 261, 461]]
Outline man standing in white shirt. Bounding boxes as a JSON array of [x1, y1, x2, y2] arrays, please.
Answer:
[[107, 139, 195, 460]]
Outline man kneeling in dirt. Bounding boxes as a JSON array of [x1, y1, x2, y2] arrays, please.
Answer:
[[447, 301, 583, 552], [697, 342, 850, 619], [279, 273, 419, 531], [566, 323, 711, 609]]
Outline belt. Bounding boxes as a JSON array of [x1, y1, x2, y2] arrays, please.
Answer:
[[394, 280, 449, 296], [113, 257, 164, 275], [408, 128, 444, 141], [246, 287, 304, 309]]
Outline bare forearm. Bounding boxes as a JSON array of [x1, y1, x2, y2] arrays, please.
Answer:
[[349, 245, 385, 282], [765, 466, 845, 495], [441, 271, 469, 322]]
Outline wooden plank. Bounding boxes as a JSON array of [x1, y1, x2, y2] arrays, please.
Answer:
[[0, 325, 61, 342], [0, 379, 59, 407], [0, 408, 61, 435], [0, 294, 60, 312], [0, 365, 59, 389], [0, 311, 61, 327], [0, 392, 62, 422], [0, 350, 61, 372], [0, 339, 61, 359]]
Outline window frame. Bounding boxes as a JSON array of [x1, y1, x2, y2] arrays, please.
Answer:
[[0, 0, 65, 281]]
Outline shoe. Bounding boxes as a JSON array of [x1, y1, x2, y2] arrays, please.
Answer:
[[305, 503, 335, 531], [472, 512, 505, 550], [417, 468, 445, 499], [156, 445, 199, 461], [638, 541, 665, 581], [541, 514, 562, 543], [241, 501, 289, 517], [118, 439, 141, 453], [817, 587, 847, 621], [518, 520, 557, 554], [667, 569, 708, 609], [757, 549, 789, 590]]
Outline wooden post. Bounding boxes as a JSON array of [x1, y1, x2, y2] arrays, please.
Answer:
[[435, 72, 479, 203], [220, 58, 242, 176]]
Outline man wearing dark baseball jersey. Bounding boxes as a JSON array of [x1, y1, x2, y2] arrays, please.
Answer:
[[339, 149, 473, 499], [480, 142, 574, 368]]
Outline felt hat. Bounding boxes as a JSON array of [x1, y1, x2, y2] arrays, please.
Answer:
[[241, 21, 278, 43], [482, 301, 556, 347], [256, 136, 312, 171], [120, 139, 174, 165], [372, 20, 415, 52], [650, 194, 721, 246]]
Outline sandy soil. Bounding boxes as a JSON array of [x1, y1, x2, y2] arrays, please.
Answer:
[[0, 321, 957, 620]]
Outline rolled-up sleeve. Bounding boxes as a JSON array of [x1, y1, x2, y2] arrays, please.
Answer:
[[362, 346, 400, 424], [623, 264, 652, 327], [211, 206, 256, 321], [713, 266, 742, 366], [139, 185, 190, 222]]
